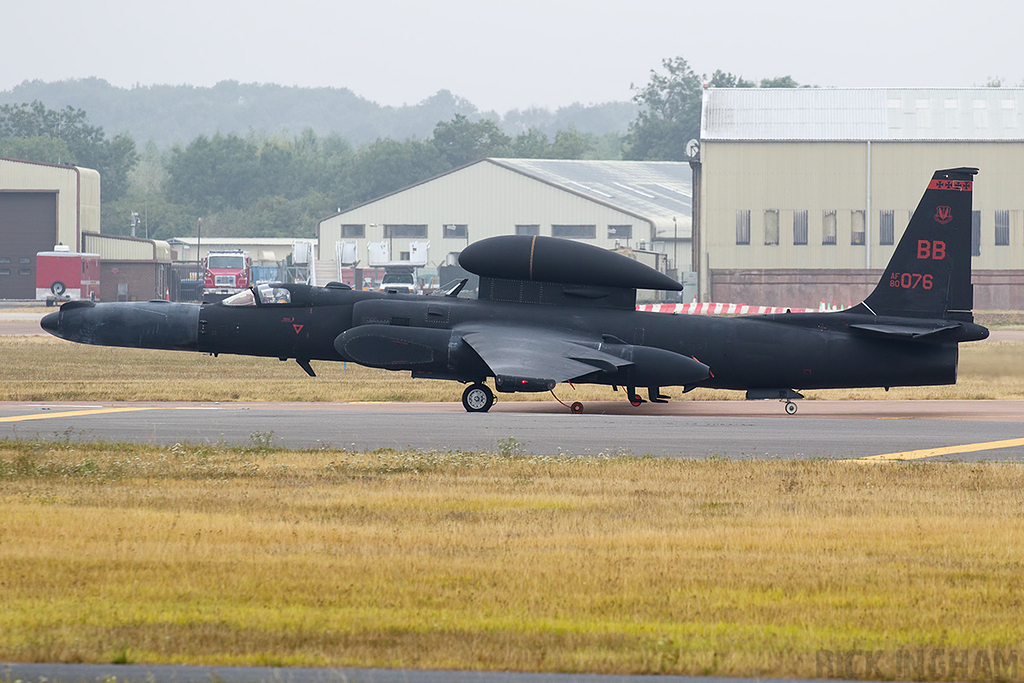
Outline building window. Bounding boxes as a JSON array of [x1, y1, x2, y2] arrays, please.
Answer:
[[995, 210, 1010, 246], [944, 99, 960, 128], [515, 224, 540, 236], [0, 269, 9, 276], [973, 100, 989, 128], [18, 269, 31, 276], [735, 210, 750, 245], [764, 210, 779, 245], [879, 210, 895, 246], [18, 257, 31, 264], [1002, 100, 1018, 128], [443, 224, 468, 239], [972, 210, 981, 256], [851, 210, 866, 245], [822, 210, 837, 245], [341, 224, 364, 238], [383, 224, 428, 238], [793, 210, 808, 245], [916, 99, 932, 129], [0, 257, 9, 264], [552, 224, 596, 239], [608, 225, 632, 239]]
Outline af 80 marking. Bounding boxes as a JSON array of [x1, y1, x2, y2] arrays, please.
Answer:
[[889, 273, 934, 289]]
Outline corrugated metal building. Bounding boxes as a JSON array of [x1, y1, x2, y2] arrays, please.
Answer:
[[318, 158, 692, 290], [1, 156, 173, 301], [0, 157, 100, 299], [697, 87, 1024, 308], [166, 237, 300, 264], [81, 233, 173, 302]]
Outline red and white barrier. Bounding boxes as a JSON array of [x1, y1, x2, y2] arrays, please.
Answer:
[[636, 302, 818, 315]]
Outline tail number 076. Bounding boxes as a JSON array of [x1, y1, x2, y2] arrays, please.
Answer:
[[889, 272, 933, 289]]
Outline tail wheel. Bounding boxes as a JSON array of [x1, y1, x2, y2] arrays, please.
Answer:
[[785, 401, 798, 415], [570, 401, 584, 414], [462, 383, 494, 413], [629, 394, 644, 407]]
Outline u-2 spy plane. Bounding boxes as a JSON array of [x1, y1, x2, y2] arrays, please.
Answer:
[[42, 167, 988, 414]]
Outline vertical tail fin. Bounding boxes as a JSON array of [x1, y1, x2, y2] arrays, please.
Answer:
[[858, 167, 978, 320]]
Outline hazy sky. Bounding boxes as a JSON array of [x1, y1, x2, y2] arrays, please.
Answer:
[[3, 0, 1020, 112]]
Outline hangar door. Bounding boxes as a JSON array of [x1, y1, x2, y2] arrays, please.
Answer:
[[0, 192, 58, 299]]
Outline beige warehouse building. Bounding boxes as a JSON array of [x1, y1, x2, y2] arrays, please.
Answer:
[[318, 158, 693, 294], [0, 157, 100, 299], [1, 156, 171, 301], [696, 88, 1024, 309]]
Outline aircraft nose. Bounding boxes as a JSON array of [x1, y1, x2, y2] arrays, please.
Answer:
[[40, 310, 62, 337]]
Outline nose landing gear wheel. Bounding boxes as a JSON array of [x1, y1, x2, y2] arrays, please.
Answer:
[[462, 383, 494, 413], [570, 401, 584, 414], [784, 400, 798, 415]]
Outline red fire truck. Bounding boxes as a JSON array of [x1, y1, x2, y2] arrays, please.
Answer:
[[36, 246, 100, 305], [203, 250, 252, 300]]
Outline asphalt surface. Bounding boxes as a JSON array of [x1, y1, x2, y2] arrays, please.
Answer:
[[0, 663, 884, 683], [1, 399, 1022, 460]]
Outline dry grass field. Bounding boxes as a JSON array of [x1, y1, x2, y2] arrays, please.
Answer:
[[2, 335, 1024, 403], [2, 441, 1023, 678]]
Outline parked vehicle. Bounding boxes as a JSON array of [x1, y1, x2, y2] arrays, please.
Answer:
[[36, 246, 100, 305], [378, 270, 420, 294], [203, 250, 251, 299]]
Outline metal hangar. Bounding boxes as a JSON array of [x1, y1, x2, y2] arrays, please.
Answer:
[[695, 87, 1024, 308], [317, 158, 693, 294]]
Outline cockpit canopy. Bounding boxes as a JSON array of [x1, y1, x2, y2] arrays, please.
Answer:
[[222, 283, 292, 306]]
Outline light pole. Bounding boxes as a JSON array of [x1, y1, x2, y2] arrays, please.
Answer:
[[673, 216, 678, 276]]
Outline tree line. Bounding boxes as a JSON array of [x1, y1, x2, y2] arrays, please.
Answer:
[[0, 78, 638, 149], [1, 58, 801, 242]]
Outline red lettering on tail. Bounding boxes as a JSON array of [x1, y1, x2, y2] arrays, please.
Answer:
[[917, 240, 945, 260]]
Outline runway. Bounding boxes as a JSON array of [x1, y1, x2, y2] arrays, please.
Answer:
[[3, 316, 1023, 460], [1, 398, 1022, 461], [0, 662, 851, 683]]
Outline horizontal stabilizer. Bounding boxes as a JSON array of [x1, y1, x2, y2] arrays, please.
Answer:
[[849, 322, 960, 339]]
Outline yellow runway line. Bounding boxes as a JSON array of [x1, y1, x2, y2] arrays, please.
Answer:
[[0, 407, 159, 423], [859, 436, 1024, 461]]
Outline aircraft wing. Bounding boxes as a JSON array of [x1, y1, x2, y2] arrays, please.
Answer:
[[848, 322, 961, 338], [459, 327, 630, 388]]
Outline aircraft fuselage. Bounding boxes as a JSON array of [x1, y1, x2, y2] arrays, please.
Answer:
[[43, 287, 985, 395]]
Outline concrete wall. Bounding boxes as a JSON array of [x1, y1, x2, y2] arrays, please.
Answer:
[[710, 269, 1024, 311], [99, 261, 169, 302]]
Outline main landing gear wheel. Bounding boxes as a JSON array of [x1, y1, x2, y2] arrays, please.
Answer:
[[784, 401, 798, 415], [570, 401, 584, 414], [462, 383, 494, 413], [629, 394, 644, 407]]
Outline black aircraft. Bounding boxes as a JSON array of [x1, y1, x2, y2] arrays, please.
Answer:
[[41, 167, 988, 414]]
